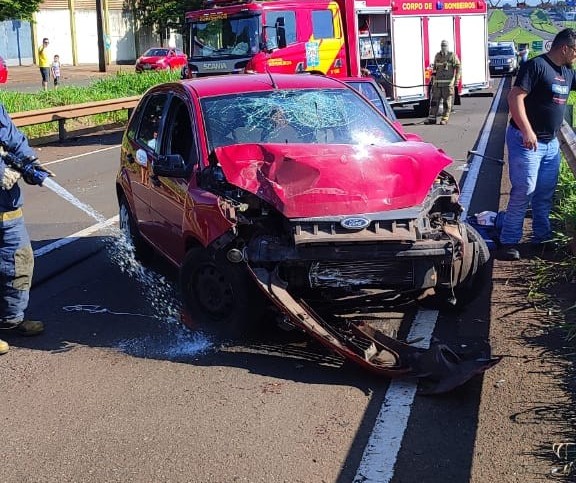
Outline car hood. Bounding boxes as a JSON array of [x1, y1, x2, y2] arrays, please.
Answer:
[[138, 56, 164, 63], [214, 142, 452, 218]]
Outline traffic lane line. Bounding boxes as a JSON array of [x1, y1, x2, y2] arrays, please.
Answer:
[[41, 144, 121, 167], [32, 216, 119, 288], [353, 310, 439, 483], [352, 78, 504, 482]]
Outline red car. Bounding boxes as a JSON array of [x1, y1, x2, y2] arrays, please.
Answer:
[[135, 48, 188, 73], [117, 73, 494, 393], [0, 56, 8, 84]]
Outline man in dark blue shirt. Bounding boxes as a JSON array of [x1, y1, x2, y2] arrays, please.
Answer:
[[500, 28, 576, 260], [0, 103, 53, 354]]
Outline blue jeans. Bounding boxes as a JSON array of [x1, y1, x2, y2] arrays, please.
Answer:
[[0, 213, 33, 326], [500, 125, 561, 245]]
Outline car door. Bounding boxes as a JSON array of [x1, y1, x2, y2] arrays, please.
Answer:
[[123, 92, 169, 242], [148, 92, 199, 265]]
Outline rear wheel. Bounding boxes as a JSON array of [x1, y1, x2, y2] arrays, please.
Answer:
[[179, 248, 265, 339], [413, 100, 430, 117], [118, 195, 154, 262]]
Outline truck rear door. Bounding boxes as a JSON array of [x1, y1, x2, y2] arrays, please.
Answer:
[[391, 16, 424, 101], [459, 15, 489, 92]]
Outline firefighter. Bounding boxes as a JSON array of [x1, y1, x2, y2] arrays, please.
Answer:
[[0, 103, 54, 355], [425, 40, 461, 125]]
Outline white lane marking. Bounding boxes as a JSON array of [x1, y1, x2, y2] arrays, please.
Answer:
[[353, 310, 438, 483], [42, 145, 121, 167], [459, 78, 506, 220], [354, 82, 505, 482], [34, 215, 118, 258]]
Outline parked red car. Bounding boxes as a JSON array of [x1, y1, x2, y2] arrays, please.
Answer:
[[0, 56, 8, 84], [135, 48, 188, 73], [117, 73, 494, 393]]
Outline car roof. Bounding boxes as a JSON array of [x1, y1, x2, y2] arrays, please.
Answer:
[[175, 73, 349, 98]]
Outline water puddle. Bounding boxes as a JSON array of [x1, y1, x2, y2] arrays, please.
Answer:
[[42, 176, 213, 357]]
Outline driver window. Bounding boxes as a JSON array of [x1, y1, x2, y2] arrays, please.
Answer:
[[137, 94, 168, 152], [266, 11, 297, 47], [163, 96, 197, 166]]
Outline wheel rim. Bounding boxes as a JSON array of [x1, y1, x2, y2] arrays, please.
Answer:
[[192, 263, 235, 318]]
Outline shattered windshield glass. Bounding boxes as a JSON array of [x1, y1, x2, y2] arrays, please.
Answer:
[[202, 89, 403, 151], [190, 14, 260, 58]]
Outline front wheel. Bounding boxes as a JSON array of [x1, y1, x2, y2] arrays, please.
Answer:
[[118, 195, 154, 262], [179, 248, 265, 339], [421, 224, 491, 310]]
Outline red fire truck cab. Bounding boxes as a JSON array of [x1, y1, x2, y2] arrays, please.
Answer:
[[184, 0, 489, 112]]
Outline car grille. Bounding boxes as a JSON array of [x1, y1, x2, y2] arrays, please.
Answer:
[[490, 58, 510, 66], [292, 219, 417, 244], [309, 259, 414, 289]]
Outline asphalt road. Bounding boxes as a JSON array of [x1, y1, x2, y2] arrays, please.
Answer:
[[0, 82, 514, 482]]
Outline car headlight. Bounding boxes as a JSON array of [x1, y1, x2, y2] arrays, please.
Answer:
[[506, 58, 512, 63]]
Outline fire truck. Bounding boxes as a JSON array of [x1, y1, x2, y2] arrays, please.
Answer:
[[183, 0, 489, 112]]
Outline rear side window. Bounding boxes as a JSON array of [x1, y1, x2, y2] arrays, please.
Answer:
[[137, 94, 168, 152], [312, 10, 335, 39], [266, 11, 297, 47]]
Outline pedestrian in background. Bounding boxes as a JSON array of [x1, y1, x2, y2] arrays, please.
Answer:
[[38, 38, 50, 91], [425, 40, 460, 125], [51, 54, 61, 89], [499, 28, 576, 261], [0, 103, 54, 354]]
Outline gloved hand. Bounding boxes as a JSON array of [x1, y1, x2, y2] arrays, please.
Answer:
[[0, 166, 22, 190], [20, 157, 55, 186]]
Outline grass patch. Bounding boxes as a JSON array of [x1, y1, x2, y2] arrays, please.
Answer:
[[495, 27, 544, 46], [488, 9, 508, 34], [530, 9, 559, 34], [528, 159, 576, 477], [0, 69, 181, 139]]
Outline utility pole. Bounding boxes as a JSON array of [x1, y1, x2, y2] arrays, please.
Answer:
[[96, 0, 106, 72]]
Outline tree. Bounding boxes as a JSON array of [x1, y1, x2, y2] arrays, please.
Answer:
[[0, 0, 43, 21], [134, 0, 202, 44]]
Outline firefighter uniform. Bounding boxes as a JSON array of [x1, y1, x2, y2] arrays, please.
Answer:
[[0, 103, 44, 354], [426, 40, 461, 125]]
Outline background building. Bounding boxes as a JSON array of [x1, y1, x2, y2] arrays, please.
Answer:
[[0, 0, 183, 66]]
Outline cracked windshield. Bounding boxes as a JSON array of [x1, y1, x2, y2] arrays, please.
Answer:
[[191, 14, 260, 57], [202, 88, 403, 151]]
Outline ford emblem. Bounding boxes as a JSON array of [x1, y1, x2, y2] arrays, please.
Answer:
[[340, 217, 370, 230]]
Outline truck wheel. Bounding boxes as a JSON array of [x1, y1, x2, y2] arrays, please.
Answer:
[[413, 100, 430, 117], [179, 248, 265, 339], [119, 195, 154, 262]]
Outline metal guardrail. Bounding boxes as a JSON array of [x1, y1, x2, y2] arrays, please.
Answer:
[[11, 96, 140, 141]]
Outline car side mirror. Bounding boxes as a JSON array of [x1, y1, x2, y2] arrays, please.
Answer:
[[153, 154, 191, 178]]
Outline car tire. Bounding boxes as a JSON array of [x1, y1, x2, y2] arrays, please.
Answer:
[[422, 223, 490, 310], [119, 195, 154, 262], [179, 247, 266, 340]]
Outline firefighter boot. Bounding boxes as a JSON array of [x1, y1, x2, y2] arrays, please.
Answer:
[[0, 339, 8, 355], [440, 119, 448, 125]]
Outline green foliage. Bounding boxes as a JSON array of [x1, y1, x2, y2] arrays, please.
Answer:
[[488, 9, 508, 34], [529, 9, 559, 34], [134, 0, 202, 34], [0, 0, 42, 21], [495, 27, 544, 45], [0, 69, 181, 138]]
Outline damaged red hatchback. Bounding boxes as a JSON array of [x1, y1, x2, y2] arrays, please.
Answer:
[[117, 74, 497, 393]]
